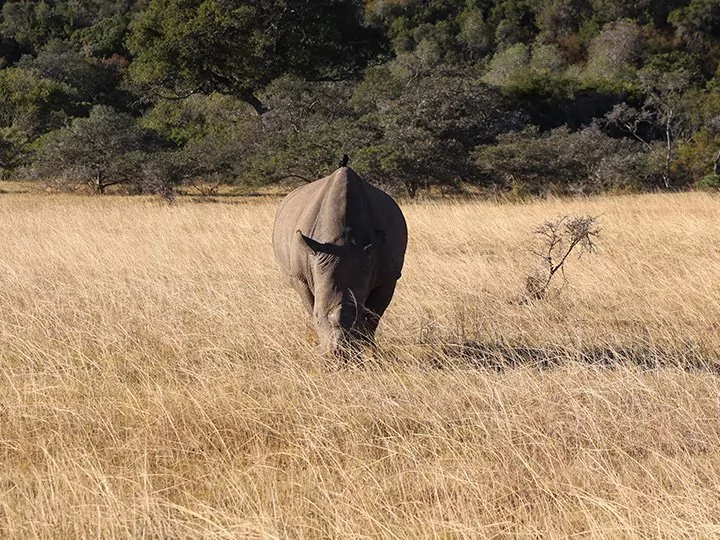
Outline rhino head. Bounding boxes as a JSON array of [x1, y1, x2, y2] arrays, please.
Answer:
[[296, 228, 385, 359]]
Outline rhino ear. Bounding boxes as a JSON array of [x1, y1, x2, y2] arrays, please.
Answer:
[[364, 230, 386, 253], [297, 230, 323, 255]]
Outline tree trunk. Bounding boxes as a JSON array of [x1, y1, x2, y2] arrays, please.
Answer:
[[663, 113, 673, 189], [94, 171, 105, 194], [241, 92, 268, 116], [93, 171, 126, 193], [405, 180, 418, 198], [714, 150, 720, 176]]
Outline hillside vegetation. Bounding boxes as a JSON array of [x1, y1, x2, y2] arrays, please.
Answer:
[[0, 0, 719, 196], [1, 191, 719, 537]]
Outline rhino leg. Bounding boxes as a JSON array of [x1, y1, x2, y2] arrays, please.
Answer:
[[291, 278, 315, 317], [363, 281, 397, 343]]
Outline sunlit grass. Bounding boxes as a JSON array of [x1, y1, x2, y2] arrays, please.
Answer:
[[1, 191, 719, 538]]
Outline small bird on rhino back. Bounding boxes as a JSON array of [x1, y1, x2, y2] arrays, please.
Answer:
[[272, 160, 408, 361]]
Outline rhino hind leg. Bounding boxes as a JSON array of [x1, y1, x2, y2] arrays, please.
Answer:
[[363, 281, 398, 344]]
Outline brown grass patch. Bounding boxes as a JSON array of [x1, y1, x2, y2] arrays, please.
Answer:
[[1, 191, 719, 538]]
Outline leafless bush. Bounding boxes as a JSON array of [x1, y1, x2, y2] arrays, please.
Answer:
[[526, 215, 601, 299]]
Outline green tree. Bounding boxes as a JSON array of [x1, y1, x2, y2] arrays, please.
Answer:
[[605, 52, 703, 188], [0, 66, 76, 143], [473, 124, 645, 194], [0, 134, 20, 170], [127, 0, 388, 114], [483, 40, 566, 87], [1, 1, 58, 54], [141, 93, 251, 146], [488, 0, 540, 49], [18, 46, 122, 106], [584, 19, 644, 85], [457, 6, 493, 59], [536, 0, 592, 41], [72, 12, 131, 57], [355, 73, 527, 196], [235, 76, 377, 185], [32, 105, 164, 193], [483, 42, 531, 86], [366, 0, 468, 59], [669, 0, 720, 53], [348, 64, 405, 115], [588, 0, 652, 25], [383, 74, 526, 150], [1, 0, 134, 57]]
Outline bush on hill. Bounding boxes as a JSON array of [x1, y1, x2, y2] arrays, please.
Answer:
[[0, 0, 718, 196]]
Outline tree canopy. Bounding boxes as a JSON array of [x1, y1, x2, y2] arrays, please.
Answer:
[[0, 0, 718, 195], [126, 0, 389, 113]]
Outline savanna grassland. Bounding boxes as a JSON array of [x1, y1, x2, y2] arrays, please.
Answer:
[[1, 190, 720, 539]]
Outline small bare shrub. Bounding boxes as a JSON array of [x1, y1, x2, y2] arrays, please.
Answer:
[[526, 214, 601, 299]]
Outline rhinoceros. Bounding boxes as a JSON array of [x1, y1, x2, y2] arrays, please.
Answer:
[[272, 166, 408, 358]]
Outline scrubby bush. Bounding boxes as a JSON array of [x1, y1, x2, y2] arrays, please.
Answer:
[[354, 72, 527, 196], [231, 77, 378, 186], [31, 105, 164, 193], [2, 0, 719, 196], [696, 173, 720, 190], [474, 125, 647, 194], [0, 66, 76, 143], [17, 46, 121, 107], [583, 19, 644, 84], [141, 93, 253, 146], [526, 214, 601, 300]]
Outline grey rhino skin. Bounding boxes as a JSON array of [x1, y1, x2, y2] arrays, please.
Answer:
[[272, 166, 408, 358]]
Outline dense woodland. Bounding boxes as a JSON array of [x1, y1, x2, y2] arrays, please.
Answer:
[[0, 0, 718, 197]]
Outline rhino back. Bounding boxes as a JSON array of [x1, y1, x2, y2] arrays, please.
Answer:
[[272, 168, 407, 284]]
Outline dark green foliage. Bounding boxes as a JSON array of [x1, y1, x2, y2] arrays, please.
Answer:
[[237, 117, 380, 186], [126, 0, 388, 113], [697, 172, 720, 189], [235, 76, 380, 185], [32, 105, 165, 193], [18, 47, 122, 107], [536, 0, 592, 41], [0, 0, 717, 196], [72, 13, 131, 58], [488, 0, 541, 48], [349, 64, 406, 114], [669, 0, 720, 52], [140, 93, 252, 146], [0, 134, 20, 170], [0, 1, 132, 56], [0, 32, 21, 65], [1, 1, 59, 54], [353, 73, 527, 195], [0, 66, 76, 143], [603, 51, 707, 188], [385, 74, 526, 149], [474, 125, 647, 194]]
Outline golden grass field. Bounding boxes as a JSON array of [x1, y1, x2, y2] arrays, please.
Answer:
[[1, 189, 719, 538]]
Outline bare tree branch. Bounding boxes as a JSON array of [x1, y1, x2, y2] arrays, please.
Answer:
[[526, 215, 601, 300]]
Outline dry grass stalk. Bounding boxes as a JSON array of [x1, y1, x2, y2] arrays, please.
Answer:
[[0, 190, 718, 538]]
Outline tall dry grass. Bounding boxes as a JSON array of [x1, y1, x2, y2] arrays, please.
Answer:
[[0, 191, 719, 538]]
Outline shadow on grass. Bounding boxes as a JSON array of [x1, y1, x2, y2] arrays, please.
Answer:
[[441, 341, 720, 374]]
